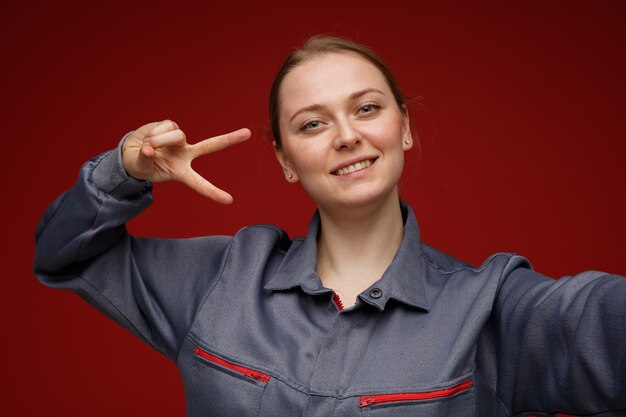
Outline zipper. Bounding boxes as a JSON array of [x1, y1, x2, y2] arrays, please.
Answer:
[[193, 347, 271, 384], [358, 378, 473, 408], [332, 292, 345, 311]]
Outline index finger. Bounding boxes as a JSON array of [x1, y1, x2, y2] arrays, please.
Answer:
[[189, 128, 251, 159]]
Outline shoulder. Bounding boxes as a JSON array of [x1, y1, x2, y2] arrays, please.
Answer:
[[417, 243, 538, 316], [420, 243, 532, 283], [129, 223, 298, 268], [229, 223, 299, 256]]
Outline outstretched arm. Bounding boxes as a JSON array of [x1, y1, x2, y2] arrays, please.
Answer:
[[491, 266, 626, 415]]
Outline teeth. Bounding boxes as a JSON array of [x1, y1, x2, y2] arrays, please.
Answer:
[[336, 159, 373, 176]]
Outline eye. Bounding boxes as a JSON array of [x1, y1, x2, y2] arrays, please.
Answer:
[[358, 103, 381, 115], [299, 120, 323, 131]]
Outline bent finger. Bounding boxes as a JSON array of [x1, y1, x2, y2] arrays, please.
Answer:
[[134, 121, 163, 137], [148, 119, 179, 136], [189, 128, 251, 159], [179, 168, 234, 204], [147, 129, 187, 148]]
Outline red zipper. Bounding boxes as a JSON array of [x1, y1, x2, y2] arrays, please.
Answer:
[[358, 378, 473, 408], [332, 292, 345, 311], [193, 347, 271, 384]]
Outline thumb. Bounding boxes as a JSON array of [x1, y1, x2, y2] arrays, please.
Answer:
[[131, 137, 156, 179]]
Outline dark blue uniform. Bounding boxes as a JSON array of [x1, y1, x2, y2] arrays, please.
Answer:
[[34, 138, 626, 416]]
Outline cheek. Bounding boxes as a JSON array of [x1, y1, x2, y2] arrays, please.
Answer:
[[364, 120, 404, 150], [284, 142, 327, 175]]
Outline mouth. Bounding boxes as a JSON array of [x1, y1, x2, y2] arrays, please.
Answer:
[[331, 157, 378, 176]]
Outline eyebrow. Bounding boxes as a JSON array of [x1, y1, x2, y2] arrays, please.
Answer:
[[288, 88, 385, 122]]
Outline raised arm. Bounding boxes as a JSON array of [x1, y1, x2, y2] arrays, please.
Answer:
[[33, 120, 251, 360]]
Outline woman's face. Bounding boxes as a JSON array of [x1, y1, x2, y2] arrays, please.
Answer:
[[275, 52, 412, 212]]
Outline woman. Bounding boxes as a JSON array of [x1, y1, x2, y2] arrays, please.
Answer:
[[34, 36, 625, 416]]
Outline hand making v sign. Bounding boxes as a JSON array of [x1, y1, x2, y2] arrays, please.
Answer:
[[121, 120, 251, 204]]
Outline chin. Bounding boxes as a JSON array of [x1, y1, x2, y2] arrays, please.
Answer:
[[317, 185, 399, 212]]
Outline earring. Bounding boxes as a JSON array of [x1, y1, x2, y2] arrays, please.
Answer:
[[288, 173, 293, 179], [405, 139, 411, 145]]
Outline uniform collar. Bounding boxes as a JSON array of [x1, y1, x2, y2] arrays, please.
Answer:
[[264, 201, 429, 312]]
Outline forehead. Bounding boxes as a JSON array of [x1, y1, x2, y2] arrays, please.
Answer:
[[278, 52, 391, 114]]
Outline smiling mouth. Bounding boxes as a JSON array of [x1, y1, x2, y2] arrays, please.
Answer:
[[332, 158, 377, 176]]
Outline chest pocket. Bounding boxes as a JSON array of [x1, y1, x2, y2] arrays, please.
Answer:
[[359, 378, 475, 417], [187, 344, 270, 417]]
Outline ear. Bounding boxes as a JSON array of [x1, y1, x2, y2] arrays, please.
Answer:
[[401, 105, 413, 151], [273, 141, 299, 183]]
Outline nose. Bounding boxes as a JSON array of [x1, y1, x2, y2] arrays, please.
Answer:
[[333, 117, 360, 150]]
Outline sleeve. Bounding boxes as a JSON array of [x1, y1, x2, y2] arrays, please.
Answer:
[[492, 259, 626, 416], [33, 136, 233, 362]]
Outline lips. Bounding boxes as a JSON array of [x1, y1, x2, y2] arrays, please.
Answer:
[[331, 157, 378, 176]]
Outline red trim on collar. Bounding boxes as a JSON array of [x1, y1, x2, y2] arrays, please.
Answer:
[[332, 292, 344, 311]]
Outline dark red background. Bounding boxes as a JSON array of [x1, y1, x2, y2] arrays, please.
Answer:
[[2, 1, 625, 416]]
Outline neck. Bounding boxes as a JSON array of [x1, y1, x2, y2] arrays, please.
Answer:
[[315, 191, 405, 306]]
